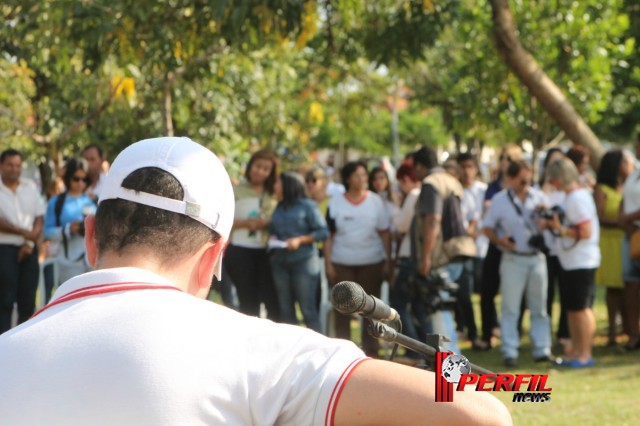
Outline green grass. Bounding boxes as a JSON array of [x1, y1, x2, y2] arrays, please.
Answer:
[[389, 285, 640, 426]]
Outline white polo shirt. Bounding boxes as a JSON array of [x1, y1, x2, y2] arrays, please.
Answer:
[[0, 177, 45, 246], [327, 191, 389, 265], [88, 171, 107, 201], [556, 188, 600, 271], [0, 267, 367, 426]]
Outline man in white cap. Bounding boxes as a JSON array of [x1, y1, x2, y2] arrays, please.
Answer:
[[0, 137, 511, 425]]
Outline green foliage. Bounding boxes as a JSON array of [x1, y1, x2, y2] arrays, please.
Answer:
[[1, 0, 637, 176], [0, 58, 37, 155], [404, 0, 635, 148]]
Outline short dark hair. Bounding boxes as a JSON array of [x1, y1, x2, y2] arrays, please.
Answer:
[[506, 160, 531, 178], [245, 149, 278, 195], [566, 145, 588, 168], [95, 167, 219, 265], [340, 161, 368, 191], [597, 150, 624, 189], [279, 171, 307, 208], [411, 147, 438, 170], [0, 149, 23, 163], [82, 144, 104, 159], [456, 152, 478, 168], [62, 158, 91, 189]]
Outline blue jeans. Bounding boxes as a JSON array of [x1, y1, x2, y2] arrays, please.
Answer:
[[271, 253, 321, 332], [499, 252, 551, 359]]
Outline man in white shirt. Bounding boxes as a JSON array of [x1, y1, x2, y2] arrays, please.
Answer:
[[456, 152, 488, 347], [82, 144, 107, 201], [0, 149, 45, 333], [0, 137, 511, 425]]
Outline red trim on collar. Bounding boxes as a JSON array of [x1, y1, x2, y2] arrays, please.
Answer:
[[31, 282, 182, 318], [343, 191, 369, 206]]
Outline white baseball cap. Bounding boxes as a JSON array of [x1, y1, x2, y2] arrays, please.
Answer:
[[99, 136, 234, 279]]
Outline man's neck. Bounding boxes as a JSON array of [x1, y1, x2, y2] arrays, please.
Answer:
[[514, 187, 528, 201], [95, 252, 193, 294], [1, 176, 19, 191]]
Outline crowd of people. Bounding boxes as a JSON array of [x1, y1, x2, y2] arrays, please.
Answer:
[[1, 137, 640, 372], [0, 145, 107, 332], [0, 137, 512, 425]]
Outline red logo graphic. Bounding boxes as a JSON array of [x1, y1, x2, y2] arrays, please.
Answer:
[[435, 352, 553, 403]]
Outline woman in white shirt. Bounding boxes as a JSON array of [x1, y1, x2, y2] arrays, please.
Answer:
[[545, 157, 600, 368], [325, 161, 391, 357]]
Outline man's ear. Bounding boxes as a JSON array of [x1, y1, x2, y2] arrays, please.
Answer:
[[195, 239, 225, 296], [84, 215, 98, 267]]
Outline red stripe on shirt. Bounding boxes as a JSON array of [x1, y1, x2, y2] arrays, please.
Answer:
[[325, 357, 370, 426], [31, 282, 181, 318]]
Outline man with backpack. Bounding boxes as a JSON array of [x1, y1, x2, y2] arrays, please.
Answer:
[[411, 147, 477, 354]]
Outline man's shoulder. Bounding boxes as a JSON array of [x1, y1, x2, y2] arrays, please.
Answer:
[[424, 171, 463, 194], [528, 186, 549, 202], [472, 180, 488, 191], [18, 177, 39, 192], [489, 190, 509, 206]]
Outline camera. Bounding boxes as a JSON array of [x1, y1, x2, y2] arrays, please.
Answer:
[[413, 271, 459, 316], [527, 234, 546, 252], [534, 205, 564, 222]]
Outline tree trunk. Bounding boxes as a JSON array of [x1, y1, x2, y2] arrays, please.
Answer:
[[163, 72, 175, 137], [489, 0, 604, 170]]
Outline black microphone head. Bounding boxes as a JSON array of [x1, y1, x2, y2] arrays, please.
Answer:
[[330, 281, 366, 314]]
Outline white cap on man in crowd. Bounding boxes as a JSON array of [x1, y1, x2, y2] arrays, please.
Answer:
[[98, 136, 234, 278]]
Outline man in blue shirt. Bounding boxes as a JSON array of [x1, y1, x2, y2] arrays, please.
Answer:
[[483, 160, 553, 367]]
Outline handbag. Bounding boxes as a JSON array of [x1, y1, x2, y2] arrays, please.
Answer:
[[631, 228, 640, 261]]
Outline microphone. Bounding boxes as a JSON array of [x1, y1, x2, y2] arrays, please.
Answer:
[[330, 281, 400, 325]]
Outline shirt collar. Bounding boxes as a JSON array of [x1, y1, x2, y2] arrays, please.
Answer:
[[51, 267, 178, 302], [0, 177, 28, 192], [508, 187, 534, 202]]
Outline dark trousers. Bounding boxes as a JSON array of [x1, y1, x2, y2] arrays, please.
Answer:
[[223, 245, 280, 321], [390, 257, 422, 344], [480, 244, 502, 342], [0, 244, 40, 333], [331, 261, 385, 357], [546, 255, 569, 339], [455, 259, 478, 341]]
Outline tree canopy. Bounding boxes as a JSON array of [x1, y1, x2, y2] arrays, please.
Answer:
[[1, 0, 638, 172]]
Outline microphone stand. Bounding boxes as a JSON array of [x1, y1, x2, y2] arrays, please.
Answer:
[[367, 321, 495, 375]]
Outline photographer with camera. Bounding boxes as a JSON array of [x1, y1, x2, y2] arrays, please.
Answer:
[[483, 160, 553, 367], [543, 157, 600, 368], [411, 147, 477, 354], [44, 158, 96, 284]]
